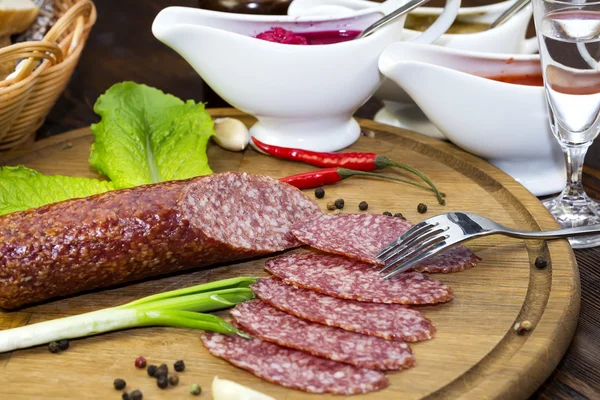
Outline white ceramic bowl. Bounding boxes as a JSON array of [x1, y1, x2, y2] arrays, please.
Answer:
[[379, 42, 565, 196], [152, 4, 458, 152]]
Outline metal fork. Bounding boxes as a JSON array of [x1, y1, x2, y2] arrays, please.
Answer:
[[377, 212, 600, 279]]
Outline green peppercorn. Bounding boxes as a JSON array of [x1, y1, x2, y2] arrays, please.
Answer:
[[147, 365, 157, 377], [130, 390, 143, 400], [534, 256, 548, 269], [57, 339, 69, 351], [417, 203, 428, 213], [382, 211, 392, 217], [190, 383, 202, 396], [114, 378, 126, 390], [174, 360, 185, 372], [394, 213, 405, 219], [314, 187, 325, 199], [334, 199, 344, 209], [157, 375, 169, 389], [122, 393, 130, 400], [48, 341, 61, 353], [169, 375, 179, 386], [326, 201, 336, 210], [358, 201, 368, 211]]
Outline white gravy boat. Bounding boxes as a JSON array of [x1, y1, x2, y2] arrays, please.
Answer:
[[289, 0, 538, 138], [152, 1, 459, 152], [379, 42, 565, 196], [289, 0, 537, 53]]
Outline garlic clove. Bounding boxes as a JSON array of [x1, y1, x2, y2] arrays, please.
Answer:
[[212, 117, 250, 152], [212, 376, 275, 400]]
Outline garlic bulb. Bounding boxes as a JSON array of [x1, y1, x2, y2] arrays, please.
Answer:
[[212, 118, 250, 152], [211, 376, 275, 400]]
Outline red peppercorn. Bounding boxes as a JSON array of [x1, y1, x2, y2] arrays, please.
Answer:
[[134, 356, 147, 369]]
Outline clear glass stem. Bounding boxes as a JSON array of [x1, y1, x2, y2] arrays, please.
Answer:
[[560, 142, 590, 200]]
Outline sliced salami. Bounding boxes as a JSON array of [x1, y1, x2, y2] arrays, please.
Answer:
[[231, 299, 415, 371], [290, 213, 480, 272], [265, 252, 453, 304], [251, 277, 435, 342], [201, 331, 388, 395]]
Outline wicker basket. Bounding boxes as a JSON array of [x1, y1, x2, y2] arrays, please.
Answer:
[[0, 0, 96, 151]]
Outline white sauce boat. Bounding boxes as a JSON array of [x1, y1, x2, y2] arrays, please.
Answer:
[[289, 0, 538, 138], [152, 0, 459, 152], [378, 42, 565, 196]]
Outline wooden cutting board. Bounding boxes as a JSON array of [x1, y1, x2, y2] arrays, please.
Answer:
[[0, 109, 579, 400]]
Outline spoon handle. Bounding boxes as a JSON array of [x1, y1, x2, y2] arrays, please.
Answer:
[[489, 0, 531, 29], [356, 0, 433, 39]]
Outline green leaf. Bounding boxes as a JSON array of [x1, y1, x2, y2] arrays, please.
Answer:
[[0, 166, 114, 216], [89, 82, 214, 188]]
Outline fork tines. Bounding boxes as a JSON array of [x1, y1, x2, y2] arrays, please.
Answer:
[[377, 220, 450, 280]]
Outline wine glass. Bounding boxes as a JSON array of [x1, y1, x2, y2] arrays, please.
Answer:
[[532, 0, 600, 248]]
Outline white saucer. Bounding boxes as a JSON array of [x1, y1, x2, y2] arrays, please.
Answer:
[[373, 104, 565, 197]]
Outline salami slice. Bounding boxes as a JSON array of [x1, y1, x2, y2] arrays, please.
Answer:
[[201, 331, 388, 395], [266, 252, 453, 304], [251, 277, 435, 341], [231, 300, 415, 370], [290, 213, 480, 272]]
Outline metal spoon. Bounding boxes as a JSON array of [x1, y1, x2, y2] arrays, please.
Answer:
[[356, 0, 433, 39], [489, 0, 531, 29]]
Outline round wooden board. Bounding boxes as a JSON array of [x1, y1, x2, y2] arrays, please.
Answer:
[[0, 109, 579, 400]]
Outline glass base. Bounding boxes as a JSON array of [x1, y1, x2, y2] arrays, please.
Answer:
[[543, 192, 600, 248]]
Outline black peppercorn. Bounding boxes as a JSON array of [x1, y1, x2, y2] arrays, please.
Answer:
[[417, 203, 428, 213], [314, 187, 325, 199], [174, 360, 185, 372], [57, 339, 69, 351], [334, 199, 344, 209], [190, 384, 202, 396], [156, 363, 168, 377], [157, 375, 169, 389], [48, 341, 61, 353], [147, 365, 158, 377], [169, 375, 179, 386], [122, 393, 130, 400], [382, 211, 392, 217], [394, 213, 405, 219], [130, 390, 143, 400], [534, 256, 548, 269], [358, 201, 368, 211], [114, 378, 126, 391]]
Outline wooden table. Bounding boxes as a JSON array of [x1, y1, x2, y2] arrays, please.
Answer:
[[22, 0, 600, 398]]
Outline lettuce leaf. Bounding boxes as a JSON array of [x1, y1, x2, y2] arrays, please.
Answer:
[[89, 82, 214, 188], [0, 166, 115, 216]]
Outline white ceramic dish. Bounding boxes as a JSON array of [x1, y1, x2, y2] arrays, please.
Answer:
[[289, 0, 539, 132], [152, 1, 459, 152], [378, 42, 565, 197]]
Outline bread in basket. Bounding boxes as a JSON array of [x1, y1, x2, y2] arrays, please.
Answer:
[[0, 0, 96, 151]]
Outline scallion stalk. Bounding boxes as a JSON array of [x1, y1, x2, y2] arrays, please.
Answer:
[[0, 277, 258, 353]]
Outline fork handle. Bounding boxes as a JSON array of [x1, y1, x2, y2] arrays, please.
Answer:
[[502, 224, 600, 239]]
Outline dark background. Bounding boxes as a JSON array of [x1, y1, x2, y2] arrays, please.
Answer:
[[36, 1, 600, 398]]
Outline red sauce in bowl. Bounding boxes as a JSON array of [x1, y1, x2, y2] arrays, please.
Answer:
[[255, 27, 361, 45], [487, 74, 544, 86]]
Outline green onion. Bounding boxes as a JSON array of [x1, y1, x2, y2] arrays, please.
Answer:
[[0, 277, 257, 353]]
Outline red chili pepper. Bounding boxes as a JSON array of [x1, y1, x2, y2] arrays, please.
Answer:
[[280, 168, 446, 200], [254, 137, 445, 205]]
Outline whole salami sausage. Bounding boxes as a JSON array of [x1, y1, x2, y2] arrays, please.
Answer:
[[0, 172, 321, 309]]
